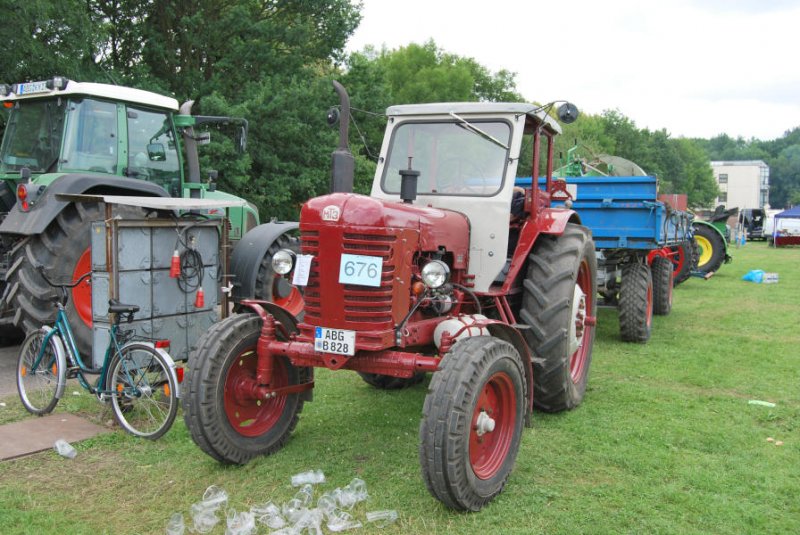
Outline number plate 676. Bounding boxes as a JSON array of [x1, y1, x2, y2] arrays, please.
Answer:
[[338, 254, 383, 287]]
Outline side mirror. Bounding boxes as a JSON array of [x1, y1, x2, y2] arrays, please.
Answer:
[[207, 170, 218, 192], [147, 143, 167, 161], [557, 103, 579, 124], [326, 107, 340, 127]]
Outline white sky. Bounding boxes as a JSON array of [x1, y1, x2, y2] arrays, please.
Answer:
[[346, 0, 800, 140]]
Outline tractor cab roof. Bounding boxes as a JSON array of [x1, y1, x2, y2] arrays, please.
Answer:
[[385, 102, 562, 135], [0, 77, 179, 111]]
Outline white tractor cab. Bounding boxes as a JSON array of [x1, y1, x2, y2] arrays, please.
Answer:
[[370, 102, 564, 292]]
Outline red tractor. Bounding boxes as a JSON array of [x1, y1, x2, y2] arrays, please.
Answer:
[[184, 84, 597, 511]]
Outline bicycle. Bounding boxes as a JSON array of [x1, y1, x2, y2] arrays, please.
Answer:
[[16, 265, 180, 440]]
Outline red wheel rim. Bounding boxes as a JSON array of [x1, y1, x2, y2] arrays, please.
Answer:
[[71, 248, 93, 328], [273, 279, 304, 316], [570, 258, 594, 383], [223, 349, 288, 437], [469, 371, 516, 480], [668, 245, 685, 279]]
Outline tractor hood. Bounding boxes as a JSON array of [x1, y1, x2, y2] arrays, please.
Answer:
[[302, 192, 470, 266]]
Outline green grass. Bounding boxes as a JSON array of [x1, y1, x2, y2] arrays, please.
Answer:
[[0, 241, 798, 534]]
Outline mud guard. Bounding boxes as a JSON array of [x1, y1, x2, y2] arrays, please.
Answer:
[[0, 174, 169, 236], [229, 221, 299, 301]]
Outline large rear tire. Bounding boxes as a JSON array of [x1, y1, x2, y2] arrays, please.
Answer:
[[183, 313, 306, 464], [5, 203, 143, 356], [651, 256, 673, 316], [619, 263, 653, 343], [518, 223, 597, 413], [419, 336, 526, 511], [693, 223, 726, 274]]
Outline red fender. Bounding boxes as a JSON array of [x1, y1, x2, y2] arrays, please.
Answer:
[[501, 207, 580, 295]]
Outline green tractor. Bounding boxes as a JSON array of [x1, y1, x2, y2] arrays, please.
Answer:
[[0, 77, 299, 352]]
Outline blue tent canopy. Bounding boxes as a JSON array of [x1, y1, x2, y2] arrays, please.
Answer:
[[775, 206, 800, 220]]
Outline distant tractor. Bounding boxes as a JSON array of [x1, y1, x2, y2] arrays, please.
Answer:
[[0, 77, 297, 352], [183, 84, 596, 511]]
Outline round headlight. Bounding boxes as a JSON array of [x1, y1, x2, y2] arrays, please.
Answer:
[[271, 249, 295, 275], [421, 260, 450, 289]]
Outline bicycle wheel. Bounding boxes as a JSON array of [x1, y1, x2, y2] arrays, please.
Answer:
[[107, 343, 177, 440], [17, 329, 64, 415]]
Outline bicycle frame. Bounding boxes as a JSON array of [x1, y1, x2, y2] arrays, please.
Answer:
[[32, 303, 150, 399]]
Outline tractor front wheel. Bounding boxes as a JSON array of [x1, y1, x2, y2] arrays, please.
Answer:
[[693, 224, 726, 274], [419, 336, 526, 511], [182, 313, 306, 464], [619, 263, 653, 342]]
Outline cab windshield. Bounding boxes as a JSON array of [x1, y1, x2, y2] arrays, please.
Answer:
[[0, 99, 66, 173], [381, 120, 511, 196]]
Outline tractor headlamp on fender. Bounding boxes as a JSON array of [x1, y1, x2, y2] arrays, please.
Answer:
[[271, 249, 296, 275], [421, 260, 450, 289]]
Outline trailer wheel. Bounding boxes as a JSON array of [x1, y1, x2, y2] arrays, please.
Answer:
[[182, 313, 305, 464], [5, 203, 143, 356], [651, 256, 673, 316], [693, 224, 726, 274], [518, 223, 597, 413], [419, 336, 526, 511], [254, 233, 304, 317], [670, 240, 696, 285], [357, 372, 425, 390], [619, 263, 653, 342]]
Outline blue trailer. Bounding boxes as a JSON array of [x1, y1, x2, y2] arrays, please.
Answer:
[[517, 175, 695, 343]]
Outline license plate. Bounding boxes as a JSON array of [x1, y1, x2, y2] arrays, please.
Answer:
[[339, 253, 383, 287], [16, 81, 50, 95], [314, 327, 356, 356]]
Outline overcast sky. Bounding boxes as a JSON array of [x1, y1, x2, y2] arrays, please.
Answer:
[[346, 0, 800, 140]]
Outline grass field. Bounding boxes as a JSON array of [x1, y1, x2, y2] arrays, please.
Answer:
[[0, 241, 797, 534]]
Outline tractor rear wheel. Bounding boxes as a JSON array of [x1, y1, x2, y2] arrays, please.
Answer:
[[357, 372, 425, 390], [253, 233, 304, 318], [619, 263, 653, 342], [4, 203, 142, 356], [693, 224, 726, 274], [518, 223, 597, 413], [651, 256, 673, 316], [419, 336, 526, 511], [182, 313, 306, 464]]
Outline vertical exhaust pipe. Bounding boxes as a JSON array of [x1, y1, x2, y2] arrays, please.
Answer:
[[179, 100, 201, 199], [330, 81, 354, 193]]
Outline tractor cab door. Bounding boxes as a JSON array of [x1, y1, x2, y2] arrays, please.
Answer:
[[372, 114, 525, 292]]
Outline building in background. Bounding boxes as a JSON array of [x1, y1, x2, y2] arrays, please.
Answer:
[[711, 160, 770, 210]]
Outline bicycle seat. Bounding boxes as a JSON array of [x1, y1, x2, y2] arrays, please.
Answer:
[[108, 299, 140, 315]]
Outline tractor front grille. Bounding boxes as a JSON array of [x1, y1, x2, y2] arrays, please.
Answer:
[[300, 228, 400, 330]]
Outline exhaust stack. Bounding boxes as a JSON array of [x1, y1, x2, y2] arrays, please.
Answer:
[[330, 81, 354, 193]]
